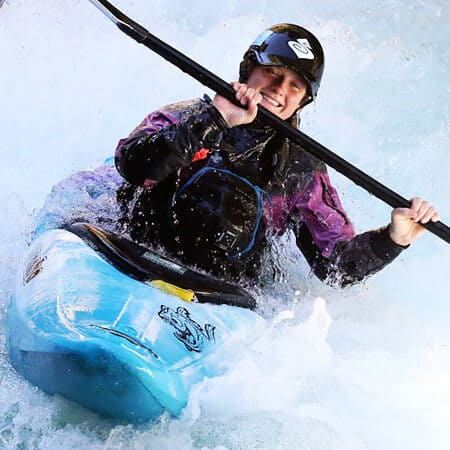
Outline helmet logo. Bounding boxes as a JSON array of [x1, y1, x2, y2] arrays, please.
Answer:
[[288, 38, 314, 60]]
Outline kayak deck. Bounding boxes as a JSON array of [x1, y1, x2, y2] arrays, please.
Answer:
[[7, 227, 259, 422]]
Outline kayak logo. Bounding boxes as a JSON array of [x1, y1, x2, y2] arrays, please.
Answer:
[[288, 38, 314, 60], [158, 305, 215, 352]]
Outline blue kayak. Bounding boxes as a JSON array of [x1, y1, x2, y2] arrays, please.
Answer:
[[7, 223, 258, 422]]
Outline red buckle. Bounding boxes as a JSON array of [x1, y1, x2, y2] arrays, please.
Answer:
[[192, 148, 210, 162]]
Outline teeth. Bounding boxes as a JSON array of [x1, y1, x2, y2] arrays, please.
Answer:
[[262, 93, 281, 107]]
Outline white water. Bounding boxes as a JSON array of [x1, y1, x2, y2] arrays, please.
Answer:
[[1, 0, 449, 448]]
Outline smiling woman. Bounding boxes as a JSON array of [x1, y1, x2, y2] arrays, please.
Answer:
[[112, 18, 440, 288]]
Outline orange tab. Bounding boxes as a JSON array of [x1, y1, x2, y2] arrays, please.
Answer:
[[192, 148, 210, 162]]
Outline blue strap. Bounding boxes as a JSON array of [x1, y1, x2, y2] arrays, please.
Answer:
[[175, 167, 271, 259]]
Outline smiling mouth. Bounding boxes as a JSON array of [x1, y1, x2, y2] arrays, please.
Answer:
[[261, 93, 282, 108]]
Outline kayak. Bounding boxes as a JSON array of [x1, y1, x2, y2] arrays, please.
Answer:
[[7, 223, 259, 422]]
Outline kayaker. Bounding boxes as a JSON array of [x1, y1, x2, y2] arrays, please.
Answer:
[[114, 24, 439, 287]]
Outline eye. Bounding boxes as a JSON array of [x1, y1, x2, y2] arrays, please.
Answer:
[[265, 67, 278, 76], [291, 79, 306, 92]]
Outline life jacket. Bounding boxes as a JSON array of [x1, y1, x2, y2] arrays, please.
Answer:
[[116, 106, 322, 278]]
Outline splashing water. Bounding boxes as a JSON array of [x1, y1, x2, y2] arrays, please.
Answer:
[[1, 0, 449, 449]]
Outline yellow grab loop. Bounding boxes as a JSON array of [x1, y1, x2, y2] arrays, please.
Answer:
[[150, 280, 195, 302]]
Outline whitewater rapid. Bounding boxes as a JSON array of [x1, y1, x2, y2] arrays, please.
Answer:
[[1, 0, 449, 449]]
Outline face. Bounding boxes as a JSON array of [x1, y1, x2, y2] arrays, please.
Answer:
[[246, 65, 309, 120]]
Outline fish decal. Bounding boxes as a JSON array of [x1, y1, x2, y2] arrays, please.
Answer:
[[158, 305, 215, 352]]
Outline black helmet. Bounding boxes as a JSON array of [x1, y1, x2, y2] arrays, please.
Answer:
[[240, 24, 325, 106]]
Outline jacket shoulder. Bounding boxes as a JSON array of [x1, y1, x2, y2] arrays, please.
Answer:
[[161, 98, 207, 119], [272, 139, 325, 193]]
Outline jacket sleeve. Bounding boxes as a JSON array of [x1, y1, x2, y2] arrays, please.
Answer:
[[292, 167, 408, 286], [115, 96, 228, 186]]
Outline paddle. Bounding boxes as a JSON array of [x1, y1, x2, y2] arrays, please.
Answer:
[[88, 0, 449, 244]]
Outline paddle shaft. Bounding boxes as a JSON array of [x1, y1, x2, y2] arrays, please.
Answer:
[[89, 0, 450, 244]]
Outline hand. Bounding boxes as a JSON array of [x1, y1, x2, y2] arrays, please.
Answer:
[[213, 82, 262, 127], [389, 197, 440, 246]]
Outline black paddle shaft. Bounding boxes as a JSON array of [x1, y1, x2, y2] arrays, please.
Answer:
[[89, 0, 449, 244]]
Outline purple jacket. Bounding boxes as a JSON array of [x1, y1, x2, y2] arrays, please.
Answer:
[[115, 96, 406, 286]]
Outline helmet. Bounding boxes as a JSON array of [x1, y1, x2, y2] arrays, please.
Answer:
[[239, 24, 325, 106]]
